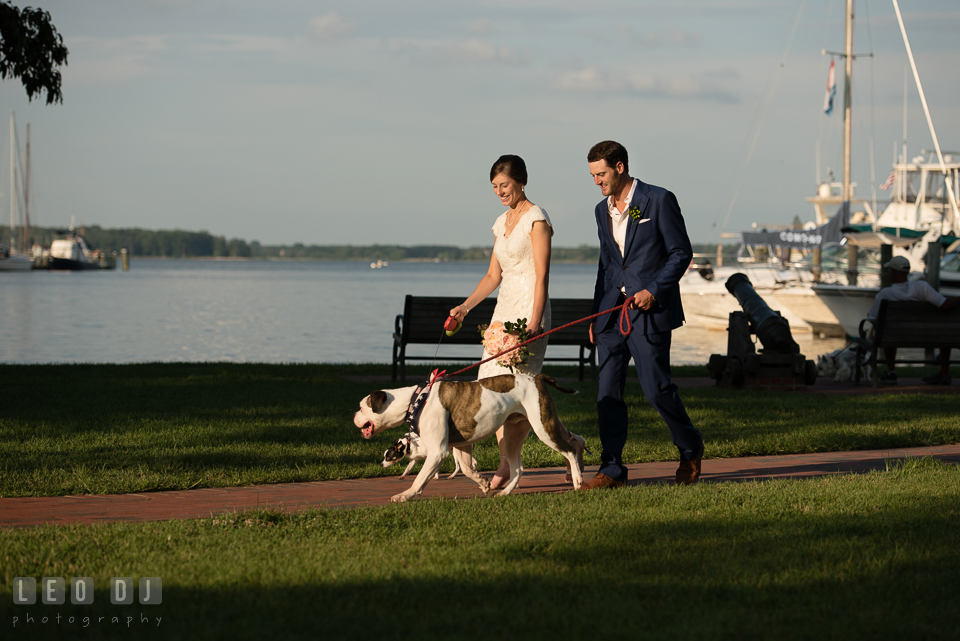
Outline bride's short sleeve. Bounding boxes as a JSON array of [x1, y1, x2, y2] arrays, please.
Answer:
[[492, 213, 506, 236], [522, 206, 553, 236]]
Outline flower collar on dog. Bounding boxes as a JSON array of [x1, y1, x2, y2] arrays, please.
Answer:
[[405, 369, 446, 435]]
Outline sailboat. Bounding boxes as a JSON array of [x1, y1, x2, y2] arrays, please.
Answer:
[[811, 0, 960, 336], [0, 112, 33, 272]]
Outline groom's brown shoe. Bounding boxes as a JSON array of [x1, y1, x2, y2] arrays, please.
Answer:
[[675, 447, 704, 486], [579, 472, 625, 491]]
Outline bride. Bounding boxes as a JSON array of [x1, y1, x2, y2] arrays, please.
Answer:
[[449, 154, 584, 490]]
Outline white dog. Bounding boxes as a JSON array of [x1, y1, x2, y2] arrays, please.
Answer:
[[354, 373, 586, 502], [818, 345, 871, 382], [381, 431, 476, 479]]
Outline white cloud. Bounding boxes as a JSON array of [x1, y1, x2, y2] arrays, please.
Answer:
[[552, 66, 737, 103], [309, 12, 356, 41], [552, 66, 617, 92], [444, 38, 517, 64], [388, 36, 523, 65]]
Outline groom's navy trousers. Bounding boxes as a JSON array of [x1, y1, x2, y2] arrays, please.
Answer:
[[595, 319, 702, 481]]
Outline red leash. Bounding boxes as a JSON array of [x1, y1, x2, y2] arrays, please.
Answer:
[[445, 299, 634, 379]]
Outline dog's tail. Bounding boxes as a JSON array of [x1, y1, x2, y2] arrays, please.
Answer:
[[535, 374, 578, 395]]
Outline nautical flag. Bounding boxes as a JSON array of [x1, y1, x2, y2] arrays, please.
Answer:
[[823, 59, 836, 115], [879, 169, 895, 191]]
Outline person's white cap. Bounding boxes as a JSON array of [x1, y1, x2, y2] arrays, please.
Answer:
[[883, 255, 911, 272]]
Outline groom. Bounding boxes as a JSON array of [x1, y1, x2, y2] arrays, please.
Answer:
[[582, 140, 704, 489]]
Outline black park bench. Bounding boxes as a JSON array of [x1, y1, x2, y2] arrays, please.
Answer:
[[854, 300, 960, 387], [392, 295, 597, 382]]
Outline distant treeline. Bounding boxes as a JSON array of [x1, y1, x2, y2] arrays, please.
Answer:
[[3, 225, 735, 263]]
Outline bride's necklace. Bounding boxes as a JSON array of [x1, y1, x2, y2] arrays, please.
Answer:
[[506, 200, 528, 229]]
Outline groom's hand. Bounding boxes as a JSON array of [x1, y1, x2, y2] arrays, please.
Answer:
[[630, 290, 657, 311], [588, 322, 595, 345]]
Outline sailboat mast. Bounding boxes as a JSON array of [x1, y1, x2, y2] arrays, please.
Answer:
[[23, 122, 29, 253], [8, 112, 14, 251], [842, 0, 854, 201]]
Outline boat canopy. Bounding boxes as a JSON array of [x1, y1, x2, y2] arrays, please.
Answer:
[[740, 203, 851, 250]]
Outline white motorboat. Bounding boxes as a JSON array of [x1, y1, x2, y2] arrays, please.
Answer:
[[47, 228, 106, 271]]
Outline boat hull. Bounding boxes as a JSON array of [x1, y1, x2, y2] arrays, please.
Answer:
[[811, 284, 878, 337], [47, 257, 103, 271], [0, 255, 33, 271], [679, 265, 846, 334]]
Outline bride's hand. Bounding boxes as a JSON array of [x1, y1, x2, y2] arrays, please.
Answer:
[[449, 305, 468, 322], [526, 321, 542, 336]]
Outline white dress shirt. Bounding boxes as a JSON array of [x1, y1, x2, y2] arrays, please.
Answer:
[[607, 178, 638, 258]]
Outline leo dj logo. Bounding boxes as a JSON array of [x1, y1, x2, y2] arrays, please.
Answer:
[[13, 577, 162, 605]]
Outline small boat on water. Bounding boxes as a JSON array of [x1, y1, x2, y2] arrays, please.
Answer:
[[45, 228, 115, 271]]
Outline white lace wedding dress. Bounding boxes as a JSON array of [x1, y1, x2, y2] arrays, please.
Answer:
[[477, 205, 553, 380]]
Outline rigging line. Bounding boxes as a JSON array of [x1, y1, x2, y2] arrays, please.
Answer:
[[711, 0, 807, 235], [821, 0, 835, 53], [711, 68, 771, 233], [892, 0, 960, 228], [717, 0, 807, 237], [864, 0, 878, 216], [817, 0, 835, 171]]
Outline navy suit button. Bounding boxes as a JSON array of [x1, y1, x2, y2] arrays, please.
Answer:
[[622, 265, 627, 270]]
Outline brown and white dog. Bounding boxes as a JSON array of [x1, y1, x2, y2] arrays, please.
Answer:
[[355, 373, 585, 502], [381, 431, 476, 480]]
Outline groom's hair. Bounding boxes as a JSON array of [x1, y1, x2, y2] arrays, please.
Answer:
[[588, 141, 629, 173], [490, 155, 528, 186]]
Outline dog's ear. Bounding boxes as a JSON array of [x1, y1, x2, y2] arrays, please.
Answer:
[[369, 390, 389, 414]]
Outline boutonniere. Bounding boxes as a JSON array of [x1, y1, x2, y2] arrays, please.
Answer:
[[628, 206, 644, 223]]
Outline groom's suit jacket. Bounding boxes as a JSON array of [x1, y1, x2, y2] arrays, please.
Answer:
[[591, 179, 692, 335]]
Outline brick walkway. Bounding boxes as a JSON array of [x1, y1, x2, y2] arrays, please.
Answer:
[[2, 444, 958, 529]]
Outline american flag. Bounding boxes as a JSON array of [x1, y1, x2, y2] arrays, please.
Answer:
[[879, 169, 895, 191]]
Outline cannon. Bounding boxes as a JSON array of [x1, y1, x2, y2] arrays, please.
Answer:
[[706, 273, 818, 389]]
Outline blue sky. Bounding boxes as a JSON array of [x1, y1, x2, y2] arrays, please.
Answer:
[[2, 0, 958, 247]]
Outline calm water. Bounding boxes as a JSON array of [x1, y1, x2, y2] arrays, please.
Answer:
[[0, 259, 847, 365]]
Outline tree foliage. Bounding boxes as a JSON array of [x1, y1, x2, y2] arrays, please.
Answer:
[[0, 2, 68, 104]]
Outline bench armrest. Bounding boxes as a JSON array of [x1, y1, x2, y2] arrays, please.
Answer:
[[394, 314, 404, 345]]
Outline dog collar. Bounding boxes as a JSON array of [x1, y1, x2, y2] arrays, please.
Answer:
[[404, 369, 445, 435]]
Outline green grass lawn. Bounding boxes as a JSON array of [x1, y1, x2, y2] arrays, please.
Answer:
[[2, 362, 959, 497], [2, 364, 959, 639], [2, 458, 958, 640]]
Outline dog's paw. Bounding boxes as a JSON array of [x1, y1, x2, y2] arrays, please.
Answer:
[[446, 471, 460, 479], [390, 493, 411, 503]]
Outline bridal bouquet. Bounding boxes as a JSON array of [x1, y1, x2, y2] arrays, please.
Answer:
[[479, 318, 531, 370]]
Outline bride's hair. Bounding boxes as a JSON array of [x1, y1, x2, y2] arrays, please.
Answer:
[[490, 155, 527, 186]]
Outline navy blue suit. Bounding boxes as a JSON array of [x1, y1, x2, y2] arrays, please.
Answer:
[[591, 179, 703, 481]]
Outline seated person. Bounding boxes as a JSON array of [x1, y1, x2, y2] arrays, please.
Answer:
[[865, 255, 959, 385]]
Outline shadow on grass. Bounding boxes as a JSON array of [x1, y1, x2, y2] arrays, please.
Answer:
[[5, 498, 958, 641]]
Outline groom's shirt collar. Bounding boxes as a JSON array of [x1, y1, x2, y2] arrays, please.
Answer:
[[606, 178, 638, 257]]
